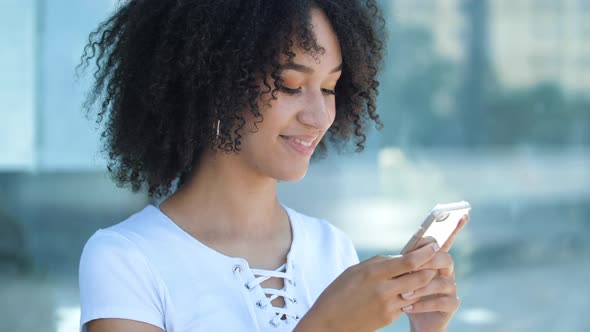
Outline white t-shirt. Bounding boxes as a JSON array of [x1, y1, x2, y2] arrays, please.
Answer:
[[79, 203, 359, 332]]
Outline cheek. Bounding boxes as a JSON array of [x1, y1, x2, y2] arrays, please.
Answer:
[[258, 96, 295, 123], [327, 102, 337, 124]]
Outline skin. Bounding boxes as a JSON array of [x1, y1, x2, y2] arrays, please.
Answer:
[[294, 215, 470, 332], [89, 7, 338, 332], [88, 6, 470, 332], [153, 5, 342, 253]]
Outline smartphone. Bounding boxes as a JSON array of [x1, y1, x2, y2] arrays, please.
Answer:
[[400, 201, 471, 255]]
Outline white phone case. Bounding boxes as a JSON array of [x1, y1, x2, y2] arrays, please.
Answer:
[[400, 201, 471, 255]]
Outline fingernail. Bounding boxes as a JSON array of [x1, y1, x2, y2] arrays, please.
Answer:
[[433, 243, 440, 252], [401, 291, 414, 299], [402, 305, 413, 312]]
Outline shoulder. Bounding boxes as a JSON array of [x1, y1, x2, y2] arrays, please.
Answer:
[[81, 205, 163, 255], [81, 228, 141, 264], [79, 228, 156, 283], [284, 204, 358, 268], [286, 205, 353, 247], [79, 205, 163, 278]]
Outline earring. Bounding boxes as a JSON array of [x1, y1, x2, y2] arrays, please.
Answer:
[[211, 119, 221, 145]]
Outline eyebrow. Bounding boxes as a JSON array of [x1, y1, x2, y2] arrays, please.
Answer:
[[279, 62, 343, 74]]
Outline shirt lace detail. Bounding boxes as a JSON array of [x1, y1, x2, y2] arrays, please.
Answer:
[[234, 263, 299, 327]]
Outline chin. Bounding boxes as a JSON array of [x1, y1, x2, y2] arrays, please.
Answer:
[[275, 166, 308, 182]]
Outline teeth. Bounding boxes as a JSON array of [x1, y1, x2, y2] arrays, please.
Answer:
[[287, 137, 313, 147]]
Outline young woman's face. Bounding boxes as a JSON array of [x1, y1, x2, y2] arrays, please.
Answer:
[[239, 7, 342, 182]]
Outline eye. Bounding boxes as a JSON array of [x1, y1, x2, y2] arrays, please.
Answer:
[[278, 85, 336, 96], [278, 85, 301, 95], [321, 88, 336, 96]]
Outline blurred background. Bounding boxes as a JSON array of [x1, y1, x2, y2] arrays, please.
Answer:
[[1, 0, 589, 331]]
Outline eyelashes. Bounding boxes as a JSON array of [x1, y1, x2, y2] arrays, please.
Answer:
[[278, 85, 336, 96]]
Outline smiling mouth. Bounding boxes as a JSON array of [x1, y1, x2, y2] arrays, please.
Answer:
[[280, 136, 314, 147], [279, 135, 317, 155], [283, 136, 313, 147]]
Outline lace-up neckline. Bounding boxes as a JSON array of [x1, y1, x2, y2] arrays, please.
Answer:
[[234, 262, 299, 326], [151, 202, 301, 327]]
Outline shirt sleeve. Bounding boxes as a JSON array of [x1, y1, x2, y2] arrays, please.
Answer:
[[320, 219, 360, 270], [78, 229, 165, 332], [340, 230, 360, 267]]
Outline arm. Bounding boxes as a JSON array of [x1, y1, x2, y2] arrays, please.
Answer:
[[88, 318, 165, 332], [292, 308, 337, 332]]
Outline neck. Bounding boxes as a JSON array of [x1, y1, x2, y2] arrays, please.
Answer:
[[160, 149, 286, 238]]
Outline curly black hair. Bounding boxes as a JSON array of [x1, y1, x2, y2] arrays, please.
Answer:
[[77, 0, 387, 198]]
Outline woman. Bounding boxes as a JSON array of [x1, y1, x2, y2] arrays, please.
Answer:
[[77, 0, 469, 331]]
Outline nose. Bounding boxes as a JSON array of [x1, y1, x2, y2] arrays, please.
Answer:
[[297, 89, 334, 131]]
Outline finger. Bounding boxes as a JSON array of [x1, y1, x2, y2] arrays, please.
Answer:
[[387, 269, 438, 295], [440, 214, 470, 252], [414, 236, 437, 249], [380, 242, 439, 278], [402, 234, 437, 254], [417, 252, 454, 277], [400, 277, 456, 301], [401, 294, 460, 314], [440, 215, 468, 252]]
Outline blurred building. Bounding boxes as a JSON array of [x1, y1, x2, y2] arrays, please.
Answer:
[[0, 0, 109, 172], [390, 0, 590, 96], [1, 0, 36, 171], [489, 0, 590, 95], [390, 0, 466, 62]]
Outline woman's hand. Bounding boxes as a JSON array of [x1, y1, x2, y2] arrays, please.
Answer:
[[404, 214, 471, 332], [294, 242, 441, 332]]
